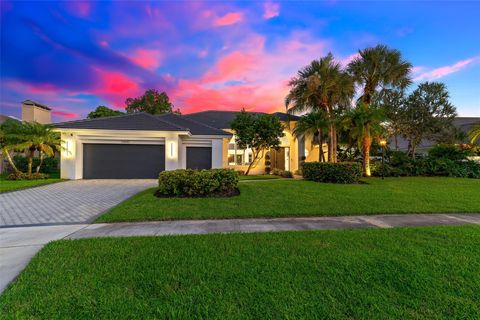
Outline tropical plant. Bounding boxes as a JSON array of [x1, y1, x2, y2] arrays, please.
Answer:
[[374, 88, 407, 150], [230, 109, 284, 175], [87, 106, 124, 119], [402, 82, 457, 158], [468, 124, 480, 144], [339, 103, 385, 176], [125, 89, 180, 114], [347, 44, 412, 175], [293, 111, 330, 162], [286, 53, 354, 162]]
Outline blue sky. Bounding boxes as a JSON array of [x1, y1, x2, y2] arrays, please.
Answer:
[[1, 0, 479, 121]]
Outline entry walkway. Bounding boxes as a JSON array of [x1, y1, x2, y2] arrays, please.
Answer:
[[1, 213, 479, 293]]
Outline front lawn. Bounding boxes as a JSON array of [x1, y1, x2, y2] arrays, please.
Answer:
[[1, 226, 479, 318], [238, 174, 280, 181], [97, 177, 480, 222], [0, 173, 62, 193]]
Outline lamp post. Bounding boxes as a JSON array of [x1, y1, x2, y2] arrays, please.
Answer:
[[379, 139, 387, 180]]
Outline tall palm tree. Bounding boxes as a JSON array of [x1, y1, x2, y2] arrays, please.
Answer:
[[339, 103, 385, 171], [347, 44, 412, 175], [468, 124, 480, 144], [293, 111, 330, 162], [0, 119, 25, 174], [19, 122, 61, 175], [286, 53, 354, 162]]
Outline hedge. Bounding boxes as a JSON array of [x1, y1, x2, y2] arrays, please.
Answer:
[[11, 155, 59, 174], [156, 169, 239, 197], [302, 162, 363, 184]]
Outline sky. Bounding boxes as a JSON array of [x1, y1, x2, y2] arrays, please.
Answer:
[[1, 0, 479, 122]]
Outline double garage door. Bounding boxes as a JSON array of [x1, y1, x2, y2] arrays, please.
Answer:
[[83, 144, 212, 179]]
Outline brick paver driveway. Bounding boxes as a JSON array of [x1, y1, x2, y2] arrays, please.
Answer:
[[0, 180, 156, 227]]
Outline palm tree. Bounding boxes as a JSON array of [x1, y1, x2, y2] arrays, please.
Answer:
[[18, 122, 61, 175], [339, 103, 385, 173], [0, 119, 25, 174], [347, 44, 412, 175], [293, 111, 330, 162], [468, 124, 480, 144], [286, 53, 354, 162]]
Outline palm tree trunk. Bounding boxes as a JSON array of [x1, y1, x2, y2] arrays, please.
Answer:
[[27, 149, 34, 176], [36, 152, 44, 174], [332, 125, 338, 163], [2, 147, 21, 174], [394, 135, 399, 151], [318, 129, 325, 162], [362, 125, 372, 177], [328, 125, 334, 162]]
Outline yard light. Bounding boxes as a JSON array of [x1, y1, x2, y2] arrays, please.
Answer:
[[379, 139, 387, 180]]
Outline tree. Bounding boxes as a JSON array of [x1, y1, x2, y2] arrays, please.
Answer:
[[87, 106, 124, 119], [286, 53, 354, 162], [230, 109, 284, 175], [374, 88, 407, 150], [0, 119, 24, 174], [293, 111, 330, 162], [339, 103, 385, 173], [468, 124, 480, 144], [347, 44, 412, 175], [125, 89, 179, 114], [402, 82, 457, 158]]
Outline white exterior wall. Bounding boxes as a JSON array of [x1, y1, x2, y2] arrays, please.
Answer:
[[57, 129, 227, 179]]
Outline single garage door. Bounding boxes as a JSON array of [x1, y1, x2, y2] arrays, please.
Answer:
[[186, 147, 212, 170], [83, 144, 165, 179]]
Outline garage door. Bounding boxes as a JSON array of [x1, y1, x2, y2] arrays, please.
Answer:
[[186, 147, 212, 170], [83, 144, 165, 179]]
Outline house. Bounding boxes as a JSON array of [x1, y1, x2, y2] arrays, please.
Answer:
[[52, 111, 324, 179]]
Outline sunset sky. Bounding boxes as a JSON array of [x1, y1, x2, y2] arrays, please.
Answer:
[[1, 1, 479, 121]]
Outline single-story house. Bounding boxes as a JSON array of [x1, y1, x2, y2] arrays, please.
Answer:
[[53, 111, 324, 179]]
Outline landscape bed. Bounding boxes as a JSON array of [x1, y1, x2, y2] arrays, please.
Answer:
[[1, 226, 479, 319], [97, 177, 480, 222]]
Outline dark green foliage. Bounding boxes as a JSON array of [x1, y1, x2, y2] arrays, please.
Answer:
[[87, 106, 124, 119], [157, 169, 239, 197], [271, 168, 293, 178], [12, 155, 59, 173], [303, 162, 363, 183], [3, 227, 480, 319], [7, 172, 49, 180], [125, 89, 179, 114], [428, 144, 472, 160]]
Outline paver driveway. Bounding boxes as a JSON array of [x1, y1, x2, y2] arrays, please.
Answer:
[[0, 180, 156, 227]]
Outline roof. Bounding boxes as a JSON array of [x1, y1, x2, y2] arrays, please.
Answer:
[[22, 100, 51, 111], [185, 110, 300, 129], [52, 112, 231, 136], [0, 115, 21, 125]]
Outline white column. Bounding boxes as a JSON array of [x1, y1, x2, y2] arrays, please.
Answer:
[[60, 132, 83, 180], [211, 139, 223, 168], [165, 134, 181, 171]]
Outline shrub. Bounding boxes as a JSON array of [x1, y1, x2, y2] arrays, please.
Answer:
[[264, 153, 271, 174], [428, 144, 472, 161], [156, 169, 239, 197], [7, 172, 49, 180], [12, 155, 59, 174], [302, 162, 363, 184], [271, 168, 293, 178]]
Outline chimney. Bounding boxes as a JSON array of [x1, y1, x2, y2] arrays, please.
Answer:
[[21, 100, 52, 124]]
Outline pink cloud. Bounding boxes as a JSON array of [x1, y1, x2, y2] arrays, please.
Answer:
[[214, 12, 243, 26], [66, 1, 91, 18], [413, 56, 479, 82], [263, 2, 280, 19], [127, 48, 163, 70], [52, 110, 80, 119]]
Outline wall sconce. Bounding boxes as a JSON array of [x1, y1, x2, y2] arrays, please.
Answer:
[[168, 141, 177, 159]]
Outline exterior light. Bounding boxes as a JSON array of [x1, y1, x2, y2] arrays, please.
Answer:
[[168, 141, 177, 159], [379, 139, 387, 147], [379, 138, 387, 179]]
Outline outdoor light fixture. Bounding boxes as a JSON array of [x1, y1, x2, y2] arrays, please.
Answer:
[[379, 139, 387, 179], [168, 141, 177, 159]]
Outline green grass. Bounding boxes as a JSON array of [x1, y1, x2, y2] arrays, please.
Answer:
[[0, 173, 62, 193], [97, 177, 480, 222], [1, 226, 479, 319], [238, 174, 280, 181]]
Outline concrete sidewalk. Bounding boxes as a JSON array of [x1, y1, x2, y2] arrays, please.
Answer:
[[68, 213, 480, 239], [1, 213, 479, 294]]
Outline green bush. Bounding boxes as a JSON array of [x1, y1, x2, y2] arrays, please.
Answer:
[[7, 172, 49, 180], [12, 155, 59, 174], [428, 144, 472, 161], [302, 162, 363, 184], [156, 169, 239, 197], [271, 168, 293, 178]]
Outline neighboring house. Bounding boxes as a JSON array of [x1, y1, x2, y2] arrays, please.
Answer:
[[52, 110, 325, 179], [392, 117, 480, 153]]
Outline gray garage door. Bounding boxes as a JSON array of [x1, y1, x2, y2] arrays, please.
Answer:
[[186, 147, 212, 170], [83, 144, 165, 179]]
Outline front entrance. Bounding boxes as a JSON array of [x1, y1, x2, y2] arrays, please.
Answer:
[[271, 147, 290, 171]]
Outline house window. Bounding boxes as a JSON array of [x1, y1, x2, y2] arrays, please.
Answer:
[[228, 135, 253, 165]]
